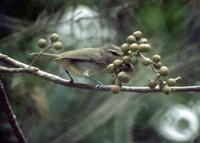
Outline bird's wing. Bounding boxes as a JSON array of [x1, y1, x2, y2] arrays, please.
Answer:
[[55, 48, 105, 64]]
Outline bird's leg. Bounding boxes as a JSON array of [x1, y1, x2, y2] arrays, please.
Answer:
[[84, 75, 103, 87], [64, 68, 74, 83], [83, 70, 103, 86]]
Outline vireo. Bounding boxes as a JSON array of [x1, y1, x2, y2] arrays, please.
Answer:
[[31, 45, 122, 83]]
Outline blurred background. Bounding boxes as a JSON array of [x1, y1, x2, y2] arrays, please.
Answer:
[[0, 0, 200, 143]]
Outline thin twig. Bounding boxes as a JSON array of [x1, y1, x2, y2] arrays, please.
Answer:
[[29, 46, 52, 66], [0, 52, 200, 93], [0, 66, 38, 73], [0, 80, 28, 143]]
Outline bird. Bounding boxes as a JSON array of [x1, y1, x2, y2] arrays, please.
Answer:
[[30, 44, 122, 83]]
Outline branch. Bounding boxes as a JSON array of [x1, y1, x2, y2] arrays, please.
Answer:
[[0, 66, 38, 73], [0, 80, 28, 143], [0, 52, 200, 93]]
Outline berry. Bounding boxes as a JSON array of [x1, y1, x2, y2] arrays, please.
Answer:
[[153, 62, 162, 69], [127, 35, 136, 44], [127, 50, 134, 57], [121, 43, 129, 53], [122, 56, 131, 64], [133, 31, 142, 39], [113, 59, 123, 68], [162, 84, 172, 94], [159, 66, 169, 76], [117, 71, 130, 83], [111, 85, 121, 94], [52, 41, 63, 50], [148, 79, 157, 89], [38, 38, 47, 48], [50, 33, 59, 42], [167, 78, 176, 86], [106, 64, 114, 73], [129, 43, 138, 52], [138, 44, 151, 52], [142, 57, 152, 66], [139, 38, 148, 44], [152, 55, 161, 63]]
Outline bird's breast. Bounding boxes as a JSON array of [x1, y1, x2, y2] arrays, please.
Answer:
[[56, 58, 105, 76], [72, 61, 105, 76]]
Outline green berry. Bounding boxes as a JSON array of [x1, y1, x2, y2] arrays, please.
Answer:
[[117, 71, 130, 83], [129, 43, 138, 52], [138, 44, 151, 52], [111, 85, 121, 94], [52, 41, 63, 50], [127, 50, 134, 57], [139, 38, 148, 44], [121, 43, 129, 53], [38, 38, 47, 48], [153, 62, 162, 69], [142, 57, 152, 66], [148, 79, 157, 89], [133, 31, 143, 39], [162, 84, 172, 94], [127, 35, 136, 44], [106, 64, 115, 73], [152, 55, 161, 63], [167, 78, 176, 86], [122, 56, 131, 64], [159, 66, 169, 76], [50, 33, 59, 42], [113, 59, 123, 68]]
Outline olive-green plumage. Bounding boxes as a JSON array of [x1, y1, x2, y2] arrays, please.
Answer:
[[31, 45, 122, 77]]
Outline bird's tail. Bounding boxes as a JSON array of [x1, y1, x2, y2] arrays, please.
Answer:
[[30, 52, 58, 59]]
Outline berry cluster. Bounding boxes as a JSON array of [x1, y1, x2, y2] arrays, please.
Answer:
[[38, 33, 63, 50], [107, 31, 181, 94], [146, 54, 182, 94], [30, 33, 63, 66]]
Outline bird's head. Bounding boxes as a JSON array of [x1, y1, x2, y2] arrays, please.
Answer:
[[101, 44, 122, 64]]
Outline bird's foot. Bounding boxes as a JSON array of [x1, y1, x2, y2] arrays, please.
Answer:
[[84, 76, 103, 87], [69, 79, 74, 84], [95, 81, 103, 89]]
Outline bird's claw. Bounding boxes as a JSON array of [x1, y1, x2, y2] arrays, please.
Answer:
[[95, 81, 103, 89], [69, 79, 74, 84]]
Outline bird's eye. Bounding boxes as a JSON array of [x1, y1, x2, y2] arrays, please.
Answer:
[[110, 51, 120, 56], [111, 51, 118, 56]]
